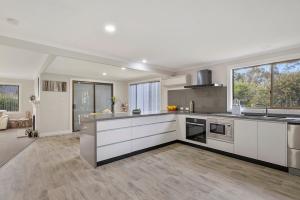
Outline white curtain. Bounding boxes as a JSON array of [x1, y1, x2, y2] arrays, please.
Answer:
[[129, 81, 160, 113]]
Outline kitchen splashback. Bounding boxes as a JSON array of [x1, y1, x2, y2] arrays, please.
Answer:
[[168, 87, 227, 113]]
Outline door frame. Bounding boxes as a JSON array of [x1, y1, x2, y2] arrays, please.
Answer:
[[72, 80, 113, 132]]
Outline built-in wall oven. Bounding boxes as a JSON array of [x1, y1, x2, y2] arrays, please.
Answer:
[[207, 118, 234, 143], [186, 118, 206, 143]]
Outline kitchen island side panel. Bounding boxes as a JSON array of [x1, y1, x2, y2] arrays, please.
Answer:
[[80, 121, 97, 167]]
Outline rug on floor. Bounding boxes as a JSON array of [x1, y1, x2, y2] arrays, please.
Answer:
[[0, 129, 35, 167]]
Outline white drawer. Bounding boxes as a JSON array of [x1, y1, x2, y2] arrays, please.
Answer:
[[132, 131, 176, 152], [132, 121, 176, 139], [97, 118, 131, 131], [97, 127, 132, 146], [132, 114, 176, 126], [207, 139, 234, 153], [97, 141, 132, 161], [162, 131, 177, 143]]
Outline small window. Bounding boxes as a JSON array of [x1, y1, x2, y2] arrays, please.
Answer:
[[0, 85, 19, 112], [233, 59, 300, 109]]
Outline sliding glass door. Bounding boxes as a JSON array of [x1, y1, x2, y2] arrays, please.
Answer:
[[73, 81, 113, 131], [95, 84, 113, 113], [73, 82, 94, 131]]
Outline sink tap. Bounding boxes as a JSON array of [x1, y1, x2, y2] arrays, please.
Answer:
[[255, 104, 269, 117], [265, 106, 269, 117]]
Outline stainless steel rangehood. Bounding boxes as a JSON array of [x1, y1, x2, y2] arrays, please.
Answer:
[[184, 69, 223, 89]]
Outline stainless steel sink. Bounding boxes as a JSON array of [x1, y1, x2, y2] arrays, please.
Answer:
[[213, 113, 287, 120], [242, 114, 286, 119], [260, 116, 285, 119]]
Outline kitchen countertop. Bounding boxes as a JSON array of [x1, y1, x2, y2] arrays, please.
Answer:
[[205, 113, 300, 124], [81, 111, 300, 124], [80, 111, 173, 122]]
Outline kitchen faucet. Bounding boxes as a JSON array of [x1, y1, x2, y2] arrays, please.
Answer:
[[265, 105, 269, 117], [255, 104, 269, 117]]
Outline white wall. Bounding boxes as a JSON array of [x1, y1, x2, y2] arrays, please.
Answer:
[[38, 73, 128, 136], [39, 73, 70, 135], [0, 77, 34, 118]]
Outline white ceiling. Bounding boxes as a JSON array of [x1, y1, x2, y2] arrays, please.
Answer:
[[0, 45, 47, 79], [0, 43, 158, 80], [46, 56, 157, 81], [0, 0, 300, 69]]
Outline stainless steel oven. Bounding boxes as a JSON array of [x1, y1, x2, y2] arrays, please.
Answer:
[[207, 118, 234, 143], [186, 118, 206, 143]]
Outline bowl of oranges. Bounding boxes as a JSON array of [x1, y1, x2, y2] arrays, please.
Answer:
[[167, 105, 177, 111]]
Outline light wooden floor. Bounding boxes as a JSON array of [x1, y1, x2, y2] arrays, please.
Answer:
[[0, 135, 300, 200]]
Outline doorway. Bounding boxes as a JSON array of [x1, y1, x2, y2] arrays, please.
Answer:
[[72, 81, 113, 132]]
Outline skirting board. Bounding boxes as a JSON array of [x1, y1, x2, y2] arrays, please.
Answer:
[[97, 140, 288, 172], [39, 129, 73, 137], [97, 141, 177, 166]]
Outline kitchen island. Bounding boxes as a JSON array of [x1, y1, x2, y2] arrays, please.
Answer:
[[80, 112, 177, 167]]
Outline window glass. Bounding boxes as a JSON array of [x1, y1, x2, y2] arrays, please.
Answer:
[[129, 81, 160, 112], [233, 59, 300, 109], [272, 60, 300, 108], [0, 85, 19, 112], [233, 65, 271, 108], [129, 84, 137, 111]]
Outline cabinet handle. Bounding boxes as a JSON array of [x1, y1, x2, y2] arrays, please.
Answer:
[[186, 122, 205, 126]]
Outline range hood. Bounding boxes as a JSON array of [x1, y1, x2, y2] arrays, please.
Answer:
[[184, 69, 223, 89]]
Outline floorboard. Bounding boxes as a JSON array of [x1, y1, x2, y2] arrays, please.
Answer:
[[0, 135, 300, 200]]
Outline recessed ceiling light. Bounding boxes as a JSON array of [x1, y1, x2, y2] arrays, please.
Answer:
[[104, 24, 116, 33], [121, 67, 126, 70], [102, 72, 107, 76], [142, 59, 147, 64], [6, 18, 19, 26]]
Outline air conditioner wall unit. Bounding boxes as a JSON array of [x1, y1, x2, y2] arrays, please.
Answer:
[[163, 75, 190, 87]]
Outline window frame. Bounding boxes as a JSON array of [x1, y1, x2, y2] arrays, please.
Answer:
[[232, 58, 300, 110], [0, 83, 21, 113], [128, 79, 161, 112]]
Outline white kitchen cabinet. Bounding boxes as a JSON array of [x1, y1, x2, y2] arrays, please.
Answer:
[[258, 121, 287, 166], [97, 127, 132, 146], [234, 119, 258, 159], [207, 139, 234, 153], [97, 118, 131, 131], [132, 131, 176, 152], [96, 114, 177, 163], [131, 114, 175, 126], [176, 115, 186, 141], [97, 141, 132, 161], [132, 121, 176, 139]]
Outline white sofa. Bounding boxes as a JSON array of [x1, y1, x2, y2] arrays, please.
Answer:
[[0, 110, 9, 130]]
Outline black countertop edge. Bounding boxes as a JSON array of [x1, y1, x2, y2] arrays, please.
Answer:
[[80, 111, 300, 124]]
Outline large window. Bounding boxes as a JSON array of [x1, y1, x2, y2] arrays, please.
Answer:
[[233, 59, 300, 109], [129, 81, 160, 113], [0, 85, 19, 112]]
